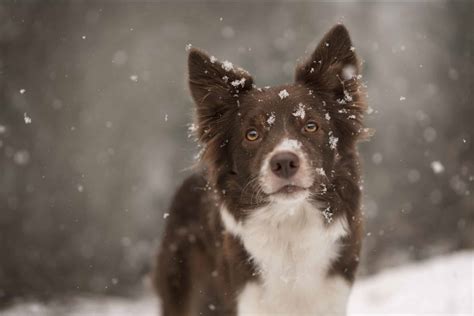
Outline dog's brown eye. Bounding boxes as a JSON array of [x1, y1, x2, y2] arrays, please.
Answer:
[[304, 121, 318, 133], [245, 129, 259, 141]]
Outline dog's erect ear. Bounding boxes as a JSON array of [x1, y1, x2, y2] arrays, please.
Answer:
[[295, 25, 360, 98], [296, 25, 370, 143], [188, 48, 253, 143]]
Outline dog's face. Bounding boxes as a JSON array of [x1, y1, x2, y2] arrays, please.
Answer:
[[223, 86, 334, 204], [189, 25, 367, 216]]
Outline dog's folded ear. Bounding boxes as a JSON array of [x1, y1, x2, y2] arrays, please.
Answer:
[[188, 48, 254, 143], [295, 24, 360, 100]]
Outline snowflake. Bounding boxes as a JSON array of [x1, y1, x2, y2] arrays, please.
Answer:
[[185, 43, 192, 52], [221, 60, 234, 72], [431, 161, 444, 174], [325, 113, 331, 121], [266, 112, 276, 126], [278, 89, 289, 99], [342, 65, 356, 80], [24, 113, 32, 124], [328, 131, 338, 150], [210, 56, 217, 63], [322, 207, 333, 223], [316, 168, 326, 176], [230, 78, 246, 88], [188, 123, 198, 133], [292, 103, 306, 119]]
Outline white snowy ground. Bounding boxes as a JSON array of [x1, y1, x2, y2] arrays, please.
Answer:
[[3, 251, 473, 316]]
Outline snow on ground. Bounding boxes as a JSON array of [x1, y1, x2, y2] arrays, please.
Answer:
[[348, 251, 473, 315], [3, 251, 473, 316]]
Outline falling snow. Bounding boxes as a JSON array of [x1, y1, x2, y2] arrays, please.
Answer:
[[431, 161, 445, 174], [13, 150, 30, 165], [342, 65, 357, 80], [24, 113, 32, 124]]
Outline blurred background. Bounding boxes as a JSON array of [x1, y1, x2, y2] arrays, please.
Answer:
[[0, 0, 473, 308]]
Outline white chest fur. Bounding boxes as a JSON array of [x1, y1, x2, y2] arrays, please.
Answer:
[[220, 201, 350, 316]]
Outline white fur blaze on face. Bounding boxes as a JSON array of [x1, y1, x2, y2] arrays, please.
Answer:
[[259, 138, 314, 199]]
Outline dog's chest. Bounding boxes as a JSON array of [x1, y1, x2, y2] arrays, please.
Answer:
[[222, 202, 350, 315]]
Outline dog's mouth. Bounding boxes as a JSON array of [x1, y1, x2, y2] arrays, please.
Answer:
[[270, 184, 308, 196]]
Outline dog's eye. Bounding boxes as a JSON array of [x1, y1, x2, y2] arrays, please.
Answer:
[[303, 121, 318, 133], [245, 129, 259, 141]]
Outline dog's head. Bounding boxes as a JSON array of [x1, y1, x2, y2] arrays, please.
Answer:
[[188, 25, 368, 218]]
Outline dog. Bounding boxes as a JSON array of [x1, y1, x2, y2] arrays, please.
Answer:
[[154, 24, 368, 316]]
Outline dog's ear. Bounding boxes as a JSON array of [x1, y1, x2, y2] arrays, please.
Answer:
[[296, 25, 370, 143], [188, 48, 253, 143], [295, 24, 360, 99]]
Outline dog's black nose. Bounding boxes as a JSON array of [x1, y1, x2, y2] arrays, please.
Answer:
[[270, 151, 300, 179]]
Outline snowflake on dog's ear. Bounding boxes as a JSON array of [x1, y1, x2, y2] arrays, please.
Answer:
[[188, 48, 254, 171], [295, 24, 372, 144]]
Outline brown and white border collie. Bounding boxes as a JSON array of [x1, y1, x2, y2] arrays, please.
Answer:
[[154, 24, 369, 316]]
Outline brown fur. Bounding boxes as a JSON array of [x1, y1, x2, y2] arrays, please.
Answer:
[[154, 24, 368, 315]]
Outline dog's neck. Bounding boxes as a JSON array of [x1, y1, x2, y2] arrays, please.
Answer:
[[220, 199, 350, 314], [221, 199, 348, 282]]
